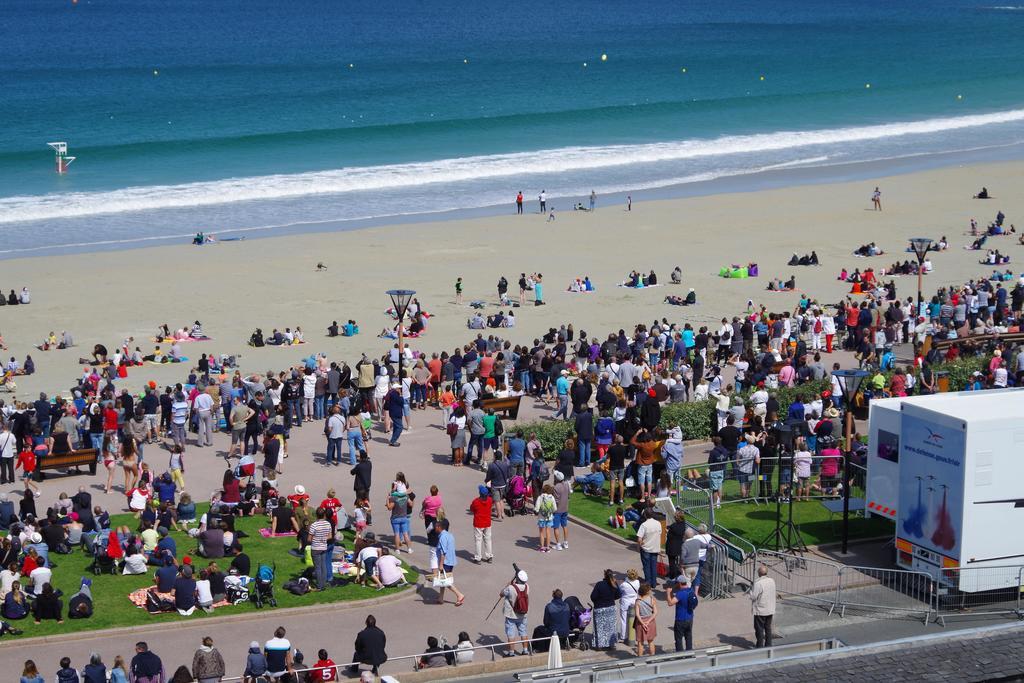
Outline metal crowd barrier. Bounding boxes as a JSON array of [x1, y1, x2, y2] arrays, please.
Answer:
[[933, 565, 1024, 625], [836, 564, 935, 623]]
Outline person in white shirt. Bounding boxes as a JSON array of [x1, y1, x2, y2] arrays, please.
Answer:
[[0, 424, 15, 484], [193, 391, 215, 447], [0, 566, 20, 599], [170, 393, 190, 447], [29, 565, 52, 594], [617, 568, 640, 644], [994, 360, 1009, 388], [196, 571, 215, 613]]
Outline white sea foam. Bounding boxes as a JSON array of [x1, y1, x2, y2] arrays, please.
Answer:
[[2, 108, 1024, 224]]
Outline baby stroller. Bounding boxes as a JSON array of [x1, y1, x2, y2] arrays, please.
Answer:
[[564, 595, 592, 651], [252, 563, 277, 608], [505, 475, 528, 517]]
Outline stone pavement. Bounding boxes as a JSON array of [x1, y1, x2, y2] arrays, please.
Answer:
[[0, 396, 760, 678], [0, 346, 871, 677]]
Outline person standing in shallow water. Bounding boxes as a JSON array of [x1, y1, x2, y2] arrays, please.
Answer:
[[516, 191, 523, 215]]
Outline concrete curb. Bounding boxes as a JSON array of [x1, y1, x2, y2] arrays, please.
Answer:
[[0, 578, 419, 649]]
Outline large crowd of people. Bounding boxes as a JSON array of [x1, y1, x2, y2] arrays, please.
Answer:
[[2, 235, 1023, 681]]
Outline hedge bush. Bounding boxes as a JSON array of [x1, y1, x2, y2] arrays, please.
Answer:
[[513, 356, 993, 456]]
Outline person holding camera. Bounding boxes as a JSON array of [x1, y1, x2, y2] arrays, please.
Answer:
[[499, 569, 530, 657]]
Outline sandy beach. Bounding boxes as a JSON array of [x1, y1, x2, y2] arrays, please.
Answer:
[[2, 159, 1021, 399]]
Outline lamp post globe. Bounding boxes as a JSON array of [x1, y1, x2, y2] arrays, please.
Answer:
[[908, 237, 933, 314], [386, 289, 417, 395]]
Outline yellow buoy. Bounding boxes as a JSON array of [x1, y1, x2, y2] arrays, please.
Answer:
[[583, 62, 588, 67], [759, 75, 765, 81], [153, 69, 159, 76], [957, 94, 963, 100], [601, 53, 607, 61], [865, 83, 871, 89], [463, 58, 469, 64], [681, 67, 687, 73], [348, 63, 354, 69]]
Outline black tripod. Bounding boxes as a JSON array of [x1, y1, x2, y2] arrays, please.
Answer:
[[759, 424, 807, 555]]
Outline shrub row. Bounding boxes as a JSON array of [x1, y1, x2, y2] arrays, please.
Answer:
[[514, 356, 994, 457]]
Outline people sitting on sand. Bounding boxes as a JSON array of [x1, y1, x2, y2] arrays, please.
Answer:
[[788, 252, 818, 266], [327, 321, 339, 337], [853, 242, 883, 257], [968, 234, 988, 250], [670, 266, 682, 284], [19, 288, 30, 305], [37, 332, 58, 351], [249, 329, 264, 347], [265, 329, 286, 346], [974, 187, 989, 199], [987, 269, 1014, 282], [343, 320, 359, 336], [622, 270, 657, 288], [937, 235, 948, 251], [467, 313, 485, 330], [193, 232, 205, 245], [189, 321, 208, 339], [408, 313, 426, 335], [665, 288, 697, 306], [980, 250, 1010, 265], [995, 210, 1005, 227], [766, 276, 796, 292], [486, 311, 506, 328], [7, 290, 19, 306]]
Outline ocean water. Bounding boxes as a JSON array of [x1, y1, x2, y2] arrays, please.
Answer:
[[2, 0, 1024, 255]]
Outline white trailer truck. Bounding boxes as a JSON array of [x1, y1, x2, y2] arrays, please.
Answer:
[[895, 391, 1024, 592]]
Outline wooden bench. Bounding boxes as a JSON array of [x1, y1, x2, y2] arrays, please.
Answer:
[[481, 395, 523, 420], [926, 331, 1024, 355], [35, 449, 97, 481]]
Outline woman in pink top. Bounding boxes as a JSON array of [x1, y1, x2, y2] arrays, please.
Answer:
[[778, 364, 796, 387], [420, 485, 444, 532]]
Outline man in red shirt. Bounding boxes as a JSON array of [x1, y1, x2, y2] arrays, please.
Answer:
[[311, 648, 337, 682], [469, 484, 493, 564]]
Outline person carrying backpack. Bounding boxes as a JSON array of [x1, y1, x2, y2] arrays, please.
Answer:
[[499, 570, 530, 657]]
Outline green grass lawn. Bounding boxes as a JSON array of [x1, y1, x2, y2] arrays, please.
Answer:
[[7, 503, 411, 639], [570, 486, 893, 549], [570, 491, 634, 541], [710, 499, 894, 547]]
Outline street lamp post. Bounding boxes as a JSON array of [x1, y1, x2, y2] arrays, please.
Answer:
[[386, 289, 416, 394], [909, 237, 934, 318], [832, 368, 869, 555]]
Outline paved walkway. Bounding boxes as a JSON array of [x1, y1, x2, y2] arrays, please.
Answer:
[[0, 347, 869, 677]]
